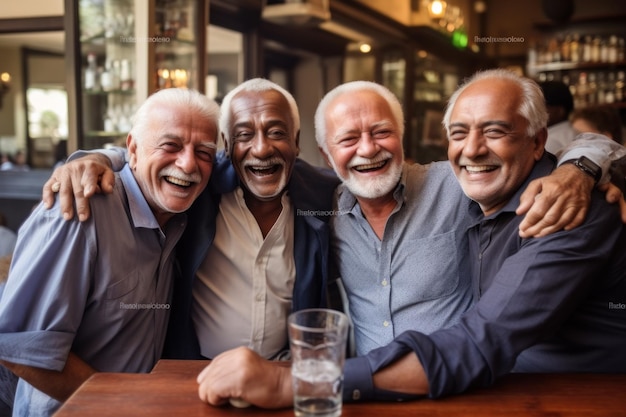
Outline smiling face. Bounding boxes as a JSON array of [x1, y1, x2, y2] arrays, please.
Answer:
[[227, 89, 299, 202], [127, 103, 217, 227], [447, 78, 546, 215], [322, 90, 403, 200]]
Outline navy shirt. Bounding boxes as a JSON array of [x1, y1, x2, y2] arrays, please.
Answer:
[[344, 153, 626, 401]]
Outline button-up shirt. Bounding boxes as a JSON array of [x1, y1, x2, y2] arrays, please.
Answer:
[[192, 188, 295, 359], [332, 162, 474, 356], [0, 165, 185, 416]]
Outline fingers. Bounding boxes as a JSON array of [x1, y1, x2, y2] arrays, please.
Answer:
[[518, 165, 594, 238], [516, 180, 542, 216], [42, 177, 60, 209]]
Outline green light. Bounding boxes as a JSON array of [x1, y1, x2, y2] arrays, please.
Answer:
[[452, 30, 468, 49]]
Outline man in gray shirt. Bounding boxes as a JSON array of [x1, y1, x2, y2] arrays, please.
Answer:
[[0, 88, 219, 416]]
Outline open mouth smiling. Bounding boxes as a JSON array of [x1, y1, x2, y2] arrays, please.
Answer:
[[464, 165, 498, 174], [164, 176, 192, 187], [247, 164, 281, 176], [352, 159, 388, 173]]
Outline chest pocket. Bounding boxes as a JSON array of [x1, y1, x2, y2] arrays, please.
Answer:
[[396, 231, 460, 302], [104, 272, 143, 314]]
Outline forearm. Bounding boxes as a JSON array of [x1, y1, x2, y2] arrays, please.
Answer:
[[67, 147, 127, 171], [558, 132, 626, 184], [0, 352, 96, 401]]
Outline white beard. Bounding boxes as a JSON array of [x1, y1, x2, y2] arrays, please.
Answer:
[[330, 152, 403, 200]]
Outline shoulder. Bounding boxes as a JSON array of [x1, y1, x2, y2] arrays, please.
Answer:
[[289, 159, 340, 211]]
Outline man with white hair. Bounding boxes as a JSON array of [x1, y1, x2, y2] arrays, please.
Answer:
[[0, 88, 220, 416]]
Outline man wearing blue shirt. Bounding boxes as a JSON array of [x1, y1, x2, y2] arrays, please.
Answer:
[[0, 88, 220, 416]]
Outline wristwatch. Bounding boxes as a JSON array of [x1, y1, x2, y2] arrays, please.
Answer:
[[563, 156, 602, 184]]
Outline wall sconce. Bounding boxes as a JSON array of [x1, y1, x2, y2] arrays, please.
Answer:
[[0, 72, 11, 110], [428, 0, 447, 20]]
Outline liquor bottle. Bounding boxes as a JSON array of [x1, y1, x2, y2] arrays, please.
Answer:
[[100, 60, 112, 92], [605, 72, 615, 104], [616, 71, 625, 102], [608, 36, 618, 63], [570, 34, 580, 63], [561, 35, 571, 62], [84, 53, 98, 91], [582, 35, 592, 62], [120, 59, 133, 91], [591, 36, 601, 63]]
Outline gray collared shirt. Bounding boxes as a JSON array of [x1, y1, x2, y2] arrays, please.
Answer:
[[0, 164, 186, 416], [332, 161, 474, 356]]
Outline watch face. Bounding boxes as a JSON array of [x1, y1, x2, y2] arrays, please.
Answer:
[[576, 156, 601, 182]]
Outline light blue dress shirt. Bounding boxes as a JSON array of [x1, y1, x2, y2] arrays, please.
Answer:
[[0, 165, 186, 416], [332, 161, 475, 356]]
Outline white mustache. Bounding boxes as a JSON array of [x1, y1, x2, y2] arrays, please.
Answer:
[[347, 151, 393, 169], [159, 167, 202, 183], [243, 157, 285, 168]]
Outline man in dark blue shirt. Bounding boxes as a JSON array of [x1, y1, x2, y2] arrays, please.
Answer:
[[340, 68, 626, 400]]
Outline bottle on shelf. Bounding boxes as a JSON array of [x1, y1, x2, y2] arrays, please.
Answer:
[[570, 34, 580, 63], [616, 71, 625, 103], [84, 53, 98, 91], [100, 60, 112, 92], [120, 59, 134, 91]]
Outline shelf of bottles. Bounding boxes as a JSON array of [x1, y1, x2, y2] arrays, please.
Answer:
[[76, 0, 201, 149], [528, 33, 626, 109], [79, 0, 138, 148], [154, 0, 198, 90]]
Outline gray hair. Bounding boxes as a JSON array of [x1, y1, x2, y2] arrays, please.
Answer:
[[219, 78, 300, 154], [314, 81, 405, 153], [442, 69, 549, 138], [130, 88, 221, 144]]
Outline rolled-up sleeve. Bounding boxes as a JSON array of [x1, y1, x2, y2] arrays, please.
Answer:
[[0, 202, 93, 372]]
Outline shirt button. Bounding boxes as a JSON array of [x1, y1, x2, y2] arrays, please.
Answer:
[[255, 293, 263, 301], [383, 320, 389, 327], [381, 279, 388, 286], [352, 390, 361, 400]]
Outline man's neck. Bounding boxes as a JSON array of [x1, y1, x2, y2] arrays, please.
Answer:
[[243, 191, 285, 238], [356, 192, 397, 240]]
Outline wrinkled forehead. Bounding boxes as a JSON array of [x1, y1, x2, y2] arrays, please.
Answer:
[[230, 90, 294, 125]]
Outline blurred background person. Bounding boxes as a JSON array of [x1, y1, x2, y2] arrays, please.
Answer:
[[570, 106, 623, 144], [539, 80, 577, 156]]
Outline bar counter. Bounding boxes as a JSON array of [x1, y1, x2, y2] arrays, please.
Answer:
[[54, 360, 626, 416]]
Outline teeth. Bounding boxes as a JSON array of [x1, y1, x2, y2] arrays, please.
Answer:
[[354, 160, 386, 171], [465, 165, 494, 173], [251, 166, 273, 172], [166, 176, 191, 187]]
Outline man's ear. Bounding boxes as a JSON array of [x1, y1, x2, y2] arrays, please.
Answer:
[[318, 146, 333, 169], [127, 134, 138, 169], [534, 127, 548, 160]]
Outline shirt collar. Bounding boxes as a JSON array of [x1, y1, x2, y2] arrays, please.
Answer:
[[468, 152, 557, 223], [119, 164, 162, 230]]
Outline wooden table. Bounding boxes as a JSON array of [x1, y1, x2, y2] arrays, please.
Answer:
[[54, 360, 626, 416]]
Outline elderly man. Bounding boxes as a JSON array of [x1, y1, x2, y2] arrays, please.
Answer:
[[344, 69, 626, 400], [0, 88, 220, 416], [194, 77, 626, 409], [40, 79, 338, 362]]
